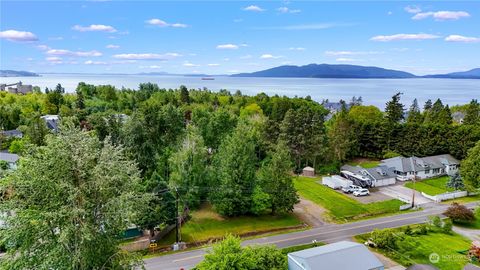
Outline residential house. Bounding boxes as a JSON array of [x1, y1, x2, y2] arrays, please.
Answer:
[[41, 115, 60, 132], [0, 129, 23, 139], [287, 241, 384, 270], [340, 164, 396, 188], [381, 154, 460, 181], [0, 152, 19, 170], [452, 111, 465, 124]]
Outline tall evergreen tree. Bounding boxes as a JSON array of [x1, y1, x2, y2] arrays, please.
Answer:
[[179, 85, 190, 104], [464, 99, 480, 125], [257, 141, 299, 215], [461, 141, 480, 191], [385, 92, 405, 123], [406, 98, 423, 124]]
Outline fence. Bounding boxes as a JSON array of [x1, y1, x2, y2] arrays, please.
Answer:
[[421, 190, 469, 203]]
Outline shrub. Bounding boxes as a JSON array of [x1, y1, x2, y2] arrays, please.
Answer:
[[444, 203, 475, 223], [383, 151, 401, 159], [417, 224, 429, 235], [404, 225, 413, 236], [443, 219, 453, 234], [370, 228, 398, 249], [429, 216, 442, 228]]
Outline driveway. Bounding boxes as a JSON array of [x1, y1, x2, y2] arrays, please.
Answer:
[[293, 198, 330, 227], [341, 189, 394, 204], [379, 184, 433, 205]]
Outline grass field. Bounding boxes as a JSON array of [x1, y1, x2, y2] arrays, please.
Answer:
[[347, 159, 381, 168], [157, 204, 303, 247], [405, 176, 453, 196], [294, 176, 404, 222], [356, 227, 471, 270]]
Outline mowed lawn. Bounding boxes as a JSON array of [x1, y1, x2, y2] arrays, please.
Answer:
[[357, 230, 471, 270], [157, 204, 302, 247], [294, 176, 404, 222], [405, 176, 453, 196], [347, 159, 381, 168]]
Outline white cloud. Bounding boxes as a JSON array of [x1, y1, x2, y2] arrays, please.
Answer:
[[278, 7, 301, 14], [404, 5, 421, 14], [106, 44, 120, 49], [260, 54, 282, 59], [256, 23, 343, 30], [112, 53, 181, 60], [387, 11, 393, 15], [412, 11, 470, 21], [183, 61, 200, 67], [335, 58, 360, 62], [46, 49, 102, 57], [84, 60, 107, 65], [288, 47, 305, 51], [72, 24, 117, 32], [371, 33, 440, 42], [243, 5, 265, 12], [445, 35, 480, 43], [0, 30, 38, 42], [36, 44, 50, 51], [207, 63, 220, 66], [325, 50, 381, 56], [46, 56, 62, 63], [216, 44, 239, 49], [146, 19, 188, 28]]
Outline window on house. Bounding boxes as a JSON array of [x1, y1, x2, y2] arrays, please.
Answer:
[[425, 169, 430, 174]]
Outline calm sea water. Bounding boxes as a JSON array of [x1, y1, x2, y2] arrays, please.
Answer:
[[1, 74, 479, 108]]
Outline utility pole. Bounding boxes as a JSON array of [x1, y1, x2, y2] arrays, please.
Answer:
[[175, 187, 179, 244], [411, 159, 416, 208]]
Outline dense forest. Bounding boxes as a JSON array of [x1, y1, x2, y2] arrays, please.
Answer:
[[1, 83, 480, 224]]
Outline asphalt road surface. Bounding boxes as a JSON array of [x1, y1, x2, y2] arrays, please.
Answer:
[[144, 202, 476, 270]]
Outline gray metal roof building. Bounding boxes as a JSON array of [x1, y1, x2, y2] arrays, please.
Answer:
[[287, 241, 384, 270]]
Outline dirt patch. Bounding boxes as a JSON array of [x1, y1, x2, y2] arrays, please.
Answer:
[[293, 198, 330, 227]]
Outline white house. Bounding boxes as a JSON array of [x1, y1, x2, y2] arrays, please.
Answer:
[[381, 154, 459, 181], [287, 241, 384, 270]]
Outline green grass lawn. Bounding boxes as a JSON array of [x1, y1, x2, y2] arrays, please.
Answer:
[[157, 204, 303, 247], [281, 242, 324, 254], [356, 228, 471, 270], [442, 194, 480, 204], [347, 159, 381, 168], [294, 176, 404, 222], [405, 176, 453, 196]]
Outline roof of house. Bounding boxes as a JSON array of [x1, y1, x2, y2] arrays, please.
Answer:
[[381, 154, 459, 173], [288, 241, 383, 270], [1, 129, 23, 138], [340, 164, 395, 182], [41, 115, 60, 131], [303, 166, 315, 171], [0, 152, 19, 163]]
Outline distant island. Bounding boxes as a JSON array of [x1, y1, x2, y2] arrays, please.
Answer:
[[0, 70, 40, 77], [232, 64, 480, 79]]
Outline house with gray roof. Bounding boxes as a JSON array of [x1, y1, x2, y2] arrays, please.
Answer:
[[381, 154, 459, 181], [340, 164, 396, 188], [41, 115, 60, 132], [0, 152, 19, 170], [0, 129, 23, 138], [287, 241, 384, 270]]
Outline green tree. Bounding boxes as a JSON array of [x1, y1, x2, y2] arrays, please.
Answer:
[[348, 105, 383, 124], [385, 92, 404, 123], [211, 122, 257, 216], [447, 172, 465, 190], [169, 125, 209, 209], [464, 99, 480, 125], [327, 108, 356, 162], [258, 141, 299, 215], [25, 113, 50, 146], [179, 85, 190, 104], [406, 98, 423, 124], [0, 125, 144, 269], [461, 141, 480, 190], [195, 235, 287, 270]]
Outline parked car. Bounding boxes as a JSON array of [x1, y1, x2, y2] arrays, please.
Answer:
[[353, 188, 370, 197], [342, 185, 361, 194]]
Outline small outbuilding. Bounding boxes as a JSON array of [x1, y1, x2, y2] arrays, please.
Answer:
[[287, 241, 384, 270], [302, 166, 315, 177]]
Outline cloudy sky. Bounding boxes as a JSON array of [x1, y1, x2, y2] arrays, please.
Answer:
[[1, 1, 479, 75]]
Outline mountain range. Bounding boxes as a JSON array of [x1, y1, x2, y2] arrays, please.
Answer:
[[2, 65, 479, 79], [232, 64, 480, 79]]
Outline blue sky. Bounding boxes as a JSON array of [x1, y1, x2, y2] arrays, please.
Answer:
[[1, 1, 479, 75]]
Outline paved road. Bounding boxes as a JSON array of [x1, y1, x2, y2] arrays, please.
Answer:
[[144, 202, 477, 270]]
